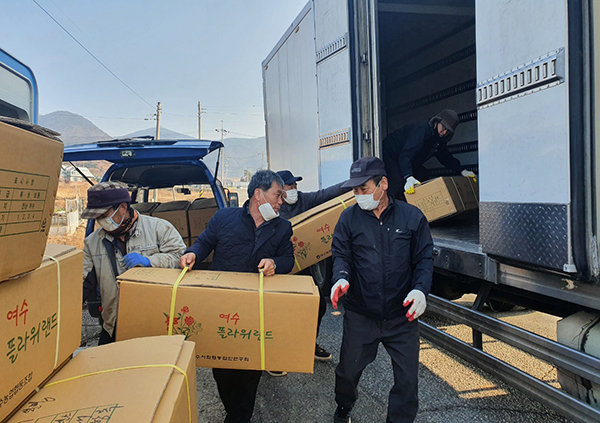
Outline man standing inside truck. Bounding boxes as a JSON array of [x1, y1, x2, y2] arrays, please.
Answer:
[[330, 157, 433, 423], [276, 169, 349, 364], [82, 182, 186, 345], [382, 109, 476, 197], [180, 169, 294, 423]]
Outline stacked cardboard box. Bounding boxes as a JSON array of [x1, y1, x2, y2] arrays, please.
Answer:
[[188, 198, 218, 245], [405, 176, 479, 222], [0, 121, 64, 281], [6, 336, 198, 423], [116, 268, 319, 373], [0, 244, 83, 422], [131, 202, 161, 215], [152, 201, 191, 240], [288, 191, 355, 274]]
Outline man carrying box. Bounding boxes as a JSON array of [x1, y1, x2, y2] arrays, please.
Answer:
[[382, 109, 476, 197], [276, 169, 349, 363], [180, 169, 294, 423], [81, 182, 186, 345], [330, 157, 434, 423]]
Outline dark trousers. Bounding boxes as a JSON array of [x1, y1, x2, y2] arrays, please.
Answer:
[[335, 310, 420, 423], [212, 368, 263, 423], [98, 327, 116, 345]]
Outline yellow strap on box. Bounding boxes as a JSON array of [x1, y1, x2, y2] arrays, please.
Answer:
[[259, 270, 266, 371], [337, 197, 348, 209], [294, 256, 302, 272], [168, 267, 189, 336], [44, 364, 192, 423], [44, 255, 61, 369]]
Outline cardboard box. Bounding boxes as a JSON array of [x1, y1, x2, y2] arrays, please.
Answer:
[[288, 191, 356, 274], [188, 198, 218, 238], [0, 121, 64, 282], [0, 244, 83, 422], [117, 268, 319, 373], [6, 336, 198, 423], [153, 201, 191, 239], [405, 176, 479, 222], [132, 202, 161, 215]]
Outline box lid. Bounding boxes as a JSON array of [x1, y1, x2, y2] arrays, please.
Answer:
[[154, 201, 191, 212], [289, 191, 354, 226], [118, 268, 315, 294], [190, 197, 217, 210], [8, 336, 191, 423]]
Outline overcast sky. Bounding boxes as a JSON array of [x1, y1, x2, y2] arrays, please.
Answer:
[[0, 0, 307, 138]]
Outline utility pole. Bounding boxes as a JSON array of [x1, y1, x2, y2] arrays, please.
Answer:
[[156, 102, 162, 140], [198, 101, 202, 139], [215, 120, 229, 183]]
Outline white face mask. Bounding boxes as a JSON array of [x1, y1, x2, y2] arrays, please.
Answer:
[[355, 183, 384, 211], [258, 190, 279, 221], [284, 189, 298, 205], [97, 207, 124, 232]]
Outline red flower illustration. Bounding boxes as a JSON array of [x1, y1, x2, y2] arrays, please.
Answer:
[[292, 237, 298, 242], [298, 241, 305, 248], [181, 306, 189, 313], [185, 316, 195, 326], [165, 316, 179, 326]]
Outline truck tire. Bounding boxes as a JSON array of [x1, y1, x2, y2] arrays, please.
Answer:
[[486, 299, 515, 312]]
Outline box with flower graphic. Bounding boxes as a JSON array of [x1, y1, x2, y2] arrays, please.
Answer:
[[288, 191, 356, 274], [116, 268, 319, 373]]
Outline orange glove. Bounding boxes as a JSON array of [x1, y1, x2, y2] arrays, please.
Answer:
[[330, 279, 350, 310]]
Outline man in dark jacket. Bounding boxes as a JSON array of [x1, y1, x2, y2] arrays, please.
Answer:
[[180, 169, 294, 423], [276, 169, 349, 362], [330, 157, 433, 423], [382, 109, 476, 197]]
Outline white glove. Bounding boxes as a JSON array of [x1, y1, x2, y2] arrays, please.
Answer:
[[403, 289, 426, 321], [461, 169, 477, 183], [404, 176, 421, 195], [330, 279, 350, 310]]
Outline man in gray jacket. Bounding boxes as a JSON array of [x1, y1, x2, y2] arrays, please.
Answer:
[[81, 182, 186, 345]]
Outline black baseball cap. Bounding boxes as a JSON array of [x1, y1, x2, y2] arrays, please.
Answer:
[[276, 170, 303, 185], [341, 157, 387, 188]]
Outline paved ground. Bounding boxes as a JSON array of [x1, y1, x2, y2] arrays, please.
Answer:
[[81, 300, 574, 422]]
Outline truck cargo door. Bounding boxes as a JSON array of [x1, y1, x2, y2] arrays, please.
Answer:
[[476, 0, 591, 276], [313, 0, 354, 187]]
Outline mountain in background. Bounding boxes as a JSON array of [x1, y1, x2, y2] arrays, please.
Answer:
[[120, 127, 194, 140], [40, 111, 112, 145], [39, 110, 267, 180]]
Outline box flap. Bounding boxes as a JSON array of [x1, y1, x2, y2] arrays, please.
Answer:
[[8, 336, 189, 423], [154, 201, 191, 212], [289, 191, 354, 226], [43, 243, 78, 260], [118, 268, 316, 294]]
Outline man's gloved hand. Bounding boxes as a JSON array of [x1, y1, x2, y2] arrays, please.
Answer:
[[404, 176, 421, 195], [330, 279, 350, 310], [123, 253, 151, 269], [461, 169, 477, 183], [403, 289, 426, 322]]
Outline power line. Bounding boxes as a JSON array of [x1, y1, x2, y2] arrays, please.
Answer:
[[32, 0, 154, 109]]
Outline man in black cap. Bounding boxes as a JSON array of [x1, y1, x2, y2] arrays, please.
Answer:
[[81, 182, 186, 345], [275, 169, 349, 363], [330, 157, 433, 423], [382, 109, 476, 198]]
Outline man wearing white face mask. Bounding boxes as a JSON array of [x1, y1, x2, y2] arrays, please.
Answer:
[[330, 157, 433, 423], [275, 170, 349, 362], [81, 182, 186, 345], [180, 170, 294, 423]]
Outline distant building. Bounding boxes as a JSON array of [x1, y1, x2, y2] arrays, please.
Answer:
[[61, 165, 96, 182]]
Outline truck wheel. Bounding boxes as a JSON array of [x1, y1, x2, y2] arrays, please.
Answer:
[[486, 299, 515, 312]]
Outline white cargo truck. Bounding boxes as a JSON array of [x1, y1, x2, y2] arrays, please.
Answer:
[[263, 1, 600, 421]]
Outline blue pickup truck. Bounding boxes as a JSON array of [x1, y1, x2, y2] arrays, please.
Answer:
[[63, 137, 235, 238]]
